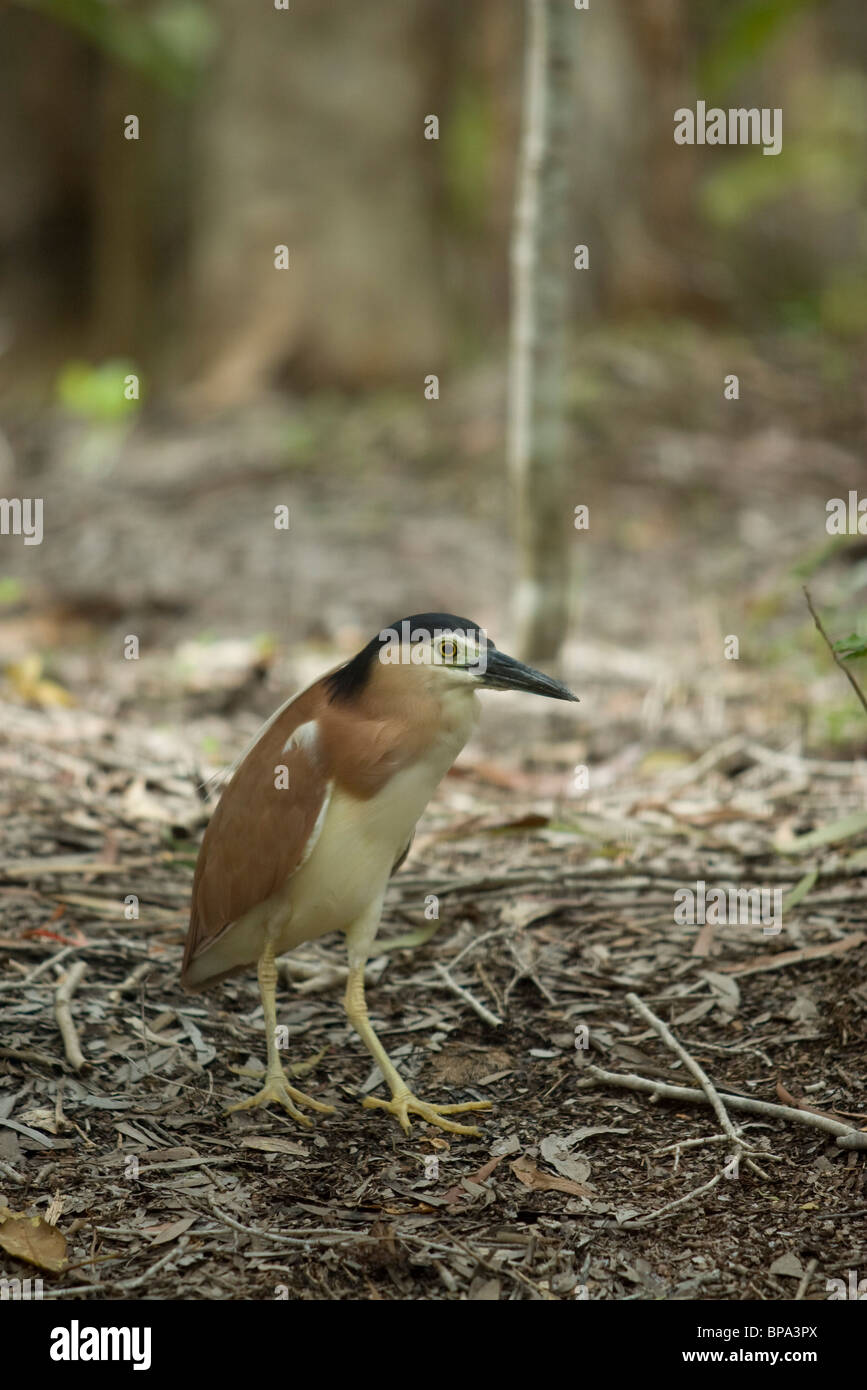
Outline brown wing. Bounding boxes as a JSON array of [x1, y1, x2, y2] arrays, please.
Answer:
[[181, 679, 332, 989]]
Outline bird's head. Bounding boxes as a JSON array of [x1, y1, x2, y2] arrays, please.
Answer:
[[326, 613, 578, 705]]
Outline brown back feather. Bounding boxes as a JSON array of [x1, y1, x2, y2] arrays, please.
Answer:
[[181, 681, 331, 986], [182, 660, 446, 989]]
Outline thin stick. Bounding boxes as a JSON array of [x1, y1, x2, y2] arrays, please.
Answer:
[[804, 585, 867, 716], [54, 960, 88, 1071], [106, 960, 151, 1006], [625, 992, 768, 1178], [617, 1169, 725, 1230], [652, 1132, 779, 1160], [207, 1194, 373, 1247], [795, 1257, 818, 1301], [432, 962, 503, 1027], [41, 1238, 191, 1299], [584, 1065, 867, 1149], [0, 945, 75, 993]]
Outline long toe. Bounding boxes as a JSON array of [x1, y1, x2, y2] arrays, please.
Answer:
[[363, 1092, 492, 1137], [225, 1072, 335, 1125]]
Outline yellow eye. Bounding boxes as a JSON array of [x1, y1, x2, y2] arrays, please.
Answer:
[[439, 638, 458, 663]]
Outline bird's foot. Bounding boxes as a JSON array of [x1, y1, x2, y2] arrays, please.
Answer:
[[226, 1065, 335, 1125], [363, 1088, 491, 1137]]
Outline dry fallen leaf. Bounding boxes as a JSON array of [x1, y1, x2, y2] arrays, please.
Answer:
[[511, 1154, 593, 1198], [144, 1215, 198, 1247], [0, 1206, 68, 1273], [17, 1107, 60, 1136], [539, 1133, 593, 1185], [775, 1079, 844, 1124], [441, 1152, 508, 1204], [240, 1136, 308, 1156]]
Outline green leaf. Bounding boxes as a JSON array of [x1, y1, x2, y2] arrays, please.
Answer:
[[776, 811, 867, 855], [781, 868, 817, 913], [833, 632, 867, 662]]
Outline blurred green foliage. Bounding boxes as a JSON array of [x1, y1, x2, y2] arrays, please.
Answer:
[[57, 359, 142, 423], [15, 0, 218, 94], [442, 78, 493, 233], [699, 0, 823, 96], [0, 577, 25, 607], [812, 699, 867, 746], [701, 64, 867, 334]]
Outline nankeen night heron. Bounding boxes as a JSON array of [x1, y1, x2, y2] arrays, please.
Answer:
[[181, 614, 577, 1136]]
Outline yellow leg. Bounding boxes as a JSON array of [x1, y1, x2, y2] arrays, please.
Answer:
[[226, 940, 335, 1125], [344, 963, 491, 1137]]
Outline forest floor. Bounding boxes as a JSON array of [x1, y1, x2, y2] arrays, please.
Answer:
[[1, 348, 866, 1300]]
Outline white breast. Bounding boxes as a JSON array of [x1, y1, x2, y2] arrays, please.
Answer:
[[274, 686, 479, 951]]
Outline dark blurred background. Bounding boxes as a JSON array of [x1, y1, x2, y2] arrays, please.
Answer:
[[0, 0, 865, 762]]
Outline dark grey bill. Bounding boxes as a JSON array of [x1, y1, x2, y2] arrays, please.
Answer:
[[477, 649, 578, 702]]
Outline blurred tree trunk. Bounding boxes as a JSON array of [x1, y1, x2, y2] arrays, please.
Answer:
[[613, 0, 719, 314], [186, 0, 447, 404], [91, 64, 153, 361], [507, 0, 577, 666]]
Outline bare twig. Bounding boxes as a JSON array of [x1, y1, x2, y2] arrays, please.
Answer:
[[617, 1169, 726, 1230], [207, 1194, 374, 1248], [624, 992, 769, 1178], [42, 1238, 191, 1298], [652, 1131, 780, 1166], [795, 1257, 819, 1301], [54, 959, 88, 1071], [0, 944, 75, 992], [106, 960, 151, 1006], [584, 1065, 867, 1149], [804, 586, 867, 716], [432, 962, 502, 1027]]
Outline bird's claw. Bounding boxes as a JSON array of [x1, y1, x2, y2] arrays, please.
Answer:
[[363, 1089, 491, 1137], [226, 1068, 335, 1125]]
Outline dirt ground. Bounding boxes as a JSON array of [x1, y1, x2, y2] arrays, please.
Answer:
[[1, 360, 865, 1300]]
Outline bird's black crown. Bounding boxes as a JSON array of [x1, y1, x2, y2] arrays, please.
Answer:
[[326, 613, 489, 701]]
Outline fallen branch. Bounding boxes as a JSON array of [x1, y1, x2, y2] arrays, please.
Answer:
[[584, 1064, 867, 1149], [54, 959, 88, 1071], [624, 992, 769, 1178]]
